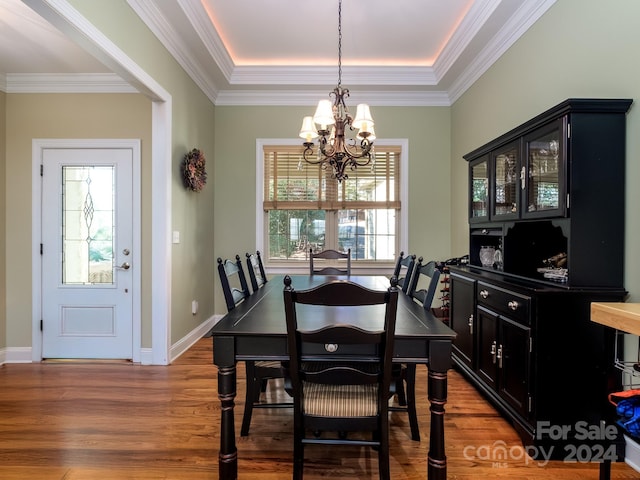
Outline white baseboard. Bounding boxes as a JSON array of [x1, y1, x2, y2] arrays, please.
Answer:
[[169, 314, 222, 364], [0, 315, 224, 366], [3, 347, 32, 363]]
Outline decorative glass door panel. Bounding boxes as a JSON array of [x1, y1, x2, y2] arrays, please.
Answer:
[[523, 119, 566, 218], [492, 141, 519, 220], [470, 156, 489, 222], [63, 166, 115, 285]]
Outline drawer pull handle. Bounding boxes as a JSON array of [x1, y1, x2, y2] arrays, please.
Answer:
[[508, 300, 519, 311], [324, 343, 338, 353], [480, 290, 489, 299]]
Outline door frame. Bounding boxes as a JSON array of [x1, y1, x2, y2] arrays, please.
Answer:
[[32, 139, 142, 362]]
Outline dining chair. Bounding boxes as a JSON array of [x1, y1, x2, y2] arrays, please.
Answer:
[[309, 248, 351, 275], [245, 250, 267, 292], [390, 252, 420, 441], [393, 251, 416, 294], [217, 255, 250, 311], [407, 257, 442, 310], [217, 255, 289, 437], [283, 275, 399, 480]]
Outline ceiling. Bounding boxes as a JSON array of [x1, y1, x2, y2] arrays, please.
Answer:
[[0, 0, 555, 105]]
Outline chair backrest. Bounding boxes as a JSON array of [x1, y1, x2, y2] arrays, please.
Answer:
[[217, 255, 250, 312], [283, 275, 399, 418], [309, 248, 351, 275], [393, 251, 416, 294], [245, 250, 267, 292], [406, 257, 441, 309]]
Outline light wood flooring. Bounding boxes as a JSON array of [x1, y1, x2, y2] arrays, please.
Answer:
[[0, 337, 638, 479]]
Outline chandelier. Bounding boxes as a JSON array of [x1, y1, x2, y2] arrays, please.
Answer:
[[298, 0, 375, 183]]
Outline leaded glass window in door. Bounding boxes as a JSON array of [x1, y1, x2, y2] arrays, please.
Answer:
[[62, 166, 115, 285]]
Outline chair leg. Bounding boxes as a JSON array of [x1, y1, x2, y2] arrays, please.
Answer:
[[293, 426, 304, 480], [241, 361, 259, 437], [378, 422, 391, 480], [396, 377, 407, 406], [392, 364, 407, 406], [405, 364, 420, 441]]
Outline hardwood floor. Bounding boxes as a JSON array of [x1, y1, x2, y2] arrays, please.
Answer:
[[0, 337, 638, 479]]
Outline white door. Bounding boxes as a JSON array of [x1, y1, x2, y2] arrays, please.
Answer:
[[41, 147, 134, 359]]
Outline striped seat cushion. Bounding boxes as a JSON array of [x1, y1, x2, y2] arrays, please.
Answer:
[[302, 382, 379, 417], [255, 360, 282, 369]]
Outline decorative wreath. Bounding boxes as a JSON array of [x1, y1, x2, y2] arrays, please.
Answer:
[[182, 148, 207, 192]]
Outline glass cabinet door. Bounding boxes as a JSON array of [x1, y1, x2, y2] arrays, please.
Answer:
[[522, 119, 566, 218], [491, 141, 519, 220], [469, 156, 489, 222]]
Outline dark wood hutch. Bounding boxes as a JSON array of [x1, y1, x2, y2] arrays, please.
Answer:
[[450, 99, 633, 465]]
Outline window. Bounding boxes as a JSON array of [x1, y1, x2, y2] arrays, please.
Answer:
[[259, 141, 405, 265]]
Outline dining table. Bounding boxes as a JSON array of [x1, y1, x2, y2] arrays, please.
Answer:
[[209, 274, 456, 480]]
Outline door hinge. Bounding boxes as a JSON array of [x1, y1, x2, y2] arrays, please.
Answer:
[[40, 243, 43, 255], [529, 337, 533, 353], [567, 123, 571, 139], [40, 164, 44, 176], [528, 395, 532, 413], [40, 319, 43, 331]]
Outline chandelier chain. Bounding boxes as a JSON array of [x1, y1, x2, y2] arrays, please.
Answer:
[[298, 0, 374, 182], [337, 0, 342, 87]]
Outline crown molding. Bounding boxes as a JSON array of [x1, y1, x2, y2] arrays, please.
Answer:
[[127, 0, 222, 103], [230, 65, 438, 87], [215, 89, 451, 107], [5, 73, 138, 93], [447, 0, 556, 103], [433, 0, 502, 81]]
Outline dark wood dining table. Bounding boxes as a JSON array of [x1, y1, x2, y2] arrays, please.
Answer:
[[209, 274, 456, 480]]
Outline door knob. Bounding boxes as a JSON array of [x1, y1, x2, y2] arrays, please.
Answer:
[[116, 262, 131, 270]]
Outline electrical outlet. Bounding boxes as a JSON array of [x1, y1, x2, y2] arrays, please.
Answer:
[[191, 300, 198, 315]]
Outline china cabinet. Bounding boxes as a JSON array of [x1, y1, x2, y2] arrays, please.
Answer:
[[452, 98, 632, 461]]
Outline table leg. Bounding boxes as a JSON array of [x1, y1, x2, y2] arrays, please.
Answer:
[[427, 340, 451, 480], [217, 364, 237, 480], [428, 369, 447, 479]]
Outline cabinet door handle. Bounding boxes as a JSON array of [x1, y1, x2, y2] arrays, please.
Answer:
[[508, 300, 519, 311], [490, 341, 497, 364], [520, 166, 526, 190], [497, 344, 503, 369], [480, 289, 489, 299], [468, 314, 473, 334]]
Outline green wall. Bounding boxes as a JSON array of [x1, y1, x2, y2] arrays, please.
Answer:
[[2, 0, 217, 356], [64, 0, 217, 344], [213, 105, 451, 314], [0, 90, 5, 350], [7, 0, 640, 355], [451, 0, 640, 301], [5, 93, 151, 347]]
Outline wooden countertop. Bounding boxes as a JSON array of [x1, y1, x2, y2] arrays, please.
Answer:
[[591, 302, 640, 336]]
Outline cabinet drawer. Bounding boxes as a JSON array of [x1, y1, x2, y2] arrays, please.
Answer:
[[477, 282, 530, 324]]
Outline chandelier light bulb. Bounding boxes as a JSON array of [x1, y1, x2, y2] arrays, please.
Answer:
[[299, 116, 319, 142], [313, 100, 335, 129], [353, 103, 374, 129], [358, 125, 376, 142]]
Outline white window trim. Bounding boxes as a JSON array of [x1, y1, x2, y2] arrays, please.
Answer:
[[255, 138, 408, 274]]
